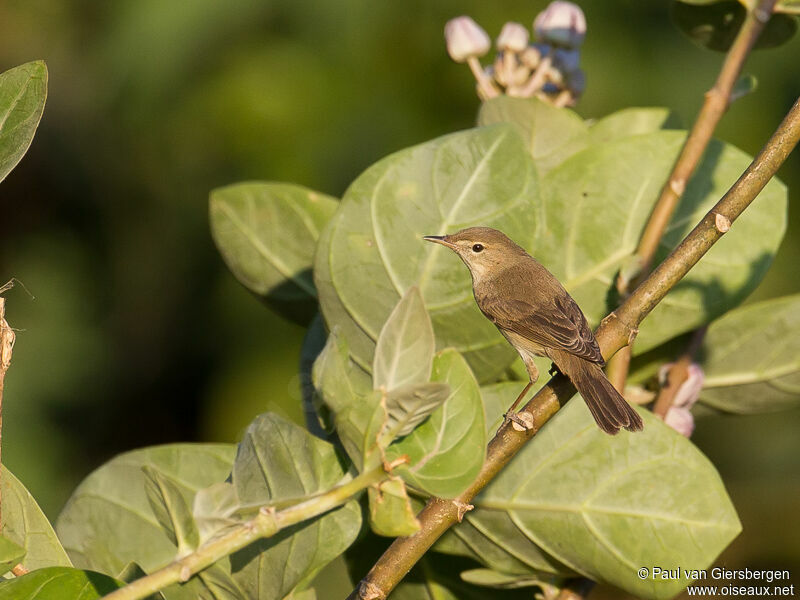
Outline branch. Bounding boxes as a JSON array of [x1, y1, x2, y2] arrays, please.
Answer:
[[103, 465, 387, 600], [608, 0, 778, 388], [347, 94, 800, 600]]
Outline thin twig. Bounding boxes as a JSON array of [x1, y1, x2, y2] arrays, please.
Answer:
[[607, 0, 778, 388], [104, 466, 387, 600], [347, 95, 800, 600]]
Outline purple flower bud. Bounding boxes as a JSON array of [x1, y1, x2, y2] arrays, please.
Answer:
[[566, 69, 586, 95], [497, 22, 529, 52], [553, 48, 580, 74], [665, 407, 695, 438], [445, 16, 491, 62], [534, 1, 587, 48]]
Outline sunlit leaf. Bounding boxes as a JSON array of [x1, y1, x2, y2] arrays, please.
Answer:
[[537, 130, 785, 353], [383, 382, 450, 439], [230, 413, 361, 600], [0, 567, 123, 600], [0, 61, 47, 183], [0, 536, 25, 577], [210, 182, 338, 324], [368, 478, 420, 537], [588, 107, 680, 144], [312, 329, 383, 469], [388, 349, 486, 498], [1, 467, 70, 571], [143, 467, 200, 554], [442, 398, 740, 600], [315, 125, 539, 383], [478, 97, 589, 174], [55, 444, 236, 600], [373, 286, 435, 391], [700, 294, 800, 413]]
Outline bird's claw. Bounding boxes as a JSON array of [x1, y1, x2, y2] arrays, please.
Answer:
[[500, 411, 534, 433]]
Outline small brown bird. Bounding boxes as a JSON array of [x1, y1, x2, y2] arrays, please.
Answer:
[[424, 226, 643, 435]]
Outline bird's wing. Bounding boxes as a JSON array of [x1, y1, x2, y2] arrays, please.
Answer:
[[480, 294, 604, 365]]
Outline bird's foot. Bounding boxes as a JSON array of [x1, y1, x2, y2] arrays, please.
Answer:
[[548, 363, 561, 377]]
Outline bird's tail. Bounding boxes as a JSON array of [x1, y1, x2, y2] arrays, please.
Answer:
[[551, 350, 644, 435]]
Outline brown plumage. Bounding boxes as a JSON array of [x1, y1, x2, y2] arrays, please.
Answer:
[[424, 226, 643, 435]]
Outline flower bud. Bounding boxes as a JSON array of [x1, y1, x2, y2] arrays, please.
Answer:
[[534, 1, 587, 48], [520, 45, 542, 69], [496, 22, 529, 52], [445, 16, 491, 63], [566, 69, 586, 96], [658, 362, 704, 409], [665, 407, 695, 438], [553, 48, 580, 74]]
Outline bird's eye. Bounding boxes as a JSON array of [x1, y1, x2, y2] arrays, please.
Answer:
[[472, 243, 484, 253]]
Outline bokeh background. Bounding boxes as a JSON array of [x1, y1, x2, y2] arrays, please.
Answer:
[[1, 1, 798, 597]]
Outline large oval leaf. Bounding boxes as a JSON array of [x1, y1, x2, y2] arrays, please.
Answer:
[[230, 413, 361, 600], [387, 349, 486, 498], [699, 294, 800, 413], [537, 130, 786, 353], [0, 567, 124, 600], [1, 467, 71, 571], [588, 107, 680, 145], [315, 125, 540, 382], [55, 444, 236, 600], [0, 61, 47, 183], [210, 182, 338, 324], [441, 390, 740, 600], [478, 97, 589, 175]]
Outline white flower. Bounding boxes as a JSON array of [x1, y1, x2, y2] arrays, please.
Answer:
[[497, 22, 529, 52], [665, 407, 695, 437], [534, 1, 587, 48], [445, 16, 491, 62]]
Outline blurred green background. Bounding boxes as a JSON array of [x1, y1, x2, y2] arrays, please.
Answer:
[[0, 1, 798, 597]]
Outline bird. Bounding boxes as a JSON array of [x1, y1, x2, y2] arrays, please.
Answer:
[[423, 226, 643, 435]]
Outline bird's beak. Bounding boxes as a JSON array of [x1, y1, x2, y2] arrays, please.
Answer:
[[423, 235, 455, 249]]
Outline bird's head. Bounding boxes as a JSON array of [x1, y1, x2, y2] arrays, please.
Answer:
[[423, 226, 527, 282]]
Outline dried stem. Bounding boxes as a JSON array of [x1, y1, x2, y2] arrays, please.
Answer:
[[347, 95, 800, 600], [607, 0, 778, 393]]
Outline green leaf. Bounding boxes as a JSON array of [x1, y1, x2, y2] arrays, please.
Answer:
[[0, 535, 25, 577], [373, 286, 435, 391], [671, 1, 798, 51], [444, 400, 741, 600], [142, 467, 200, 554], [387, 349, 486, 498], [1, 466, 71, 570], [312, 329, 383, 469], [730, 73, 757, 102], [230, 413, 361, 600], [315, 125, 539, 383], [0, 61, 47, 183], [699, 294, 800, 413], [210, 182, 338, 325], [478, 97, 589, 175], [193, 481, 241, 544], [383, 382, 451, 439], [0, 567, 123, 600], [537, 130, 786, 354], [115, 563, 168, 600], [368, 478, 421, 537], [55, 444, 236, 600], [460, 568, 559, 591], [588, 107, 680, 145]]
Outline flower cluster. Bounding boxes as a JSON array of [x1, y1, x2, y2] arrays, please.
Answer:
[[445, 1, 586, 107]]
